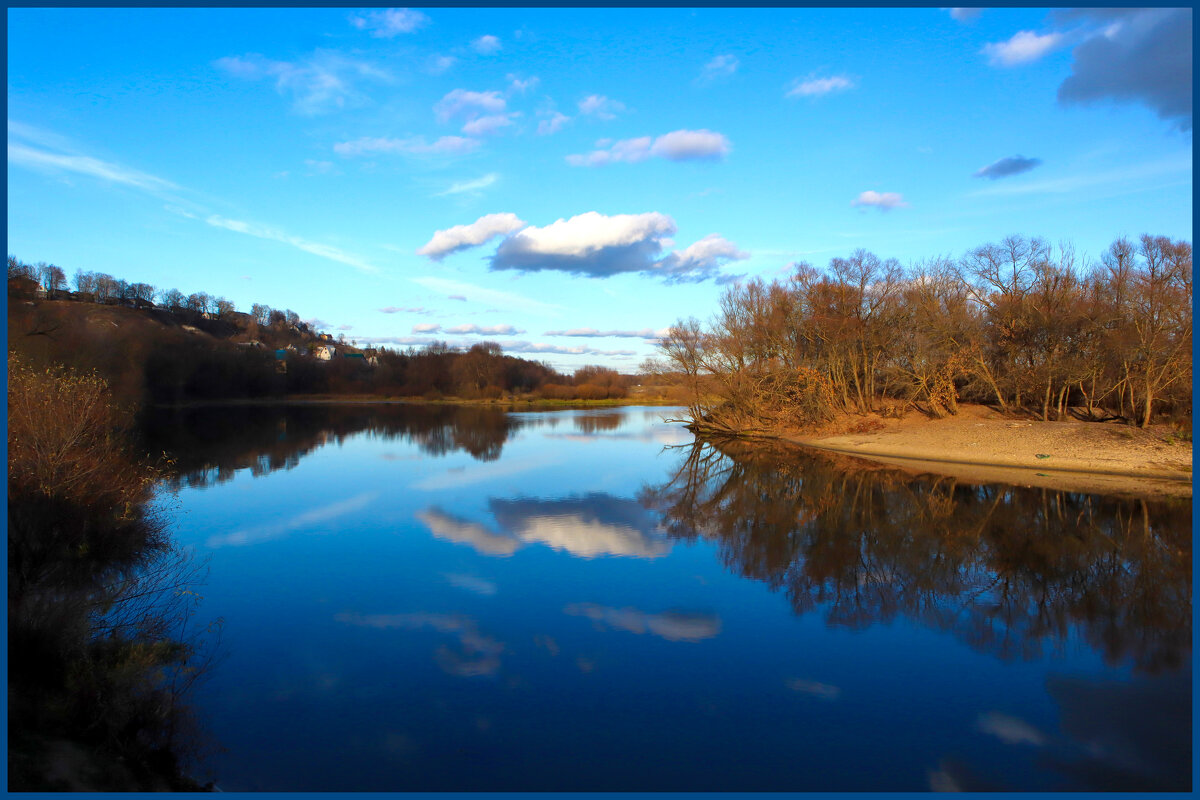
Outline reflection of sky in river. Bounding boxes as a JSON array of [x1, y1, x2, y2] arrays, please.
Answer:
[[164, 405, 1190, 792]]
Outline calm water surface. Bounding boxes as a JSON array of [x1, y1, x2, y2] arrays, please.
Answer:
[[147, 403, 1191, 791]]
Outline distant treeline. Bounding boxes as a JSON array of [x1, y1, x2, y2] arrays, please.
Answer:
[[653, 234, 1191, 432], [8, 255, 632, 408]]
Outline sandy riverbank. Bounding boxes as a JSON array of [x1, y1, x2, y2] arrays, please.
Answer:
[[783, 404, 1192, 499]]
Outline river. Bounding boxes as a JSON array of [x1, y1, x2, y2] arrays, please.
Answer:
[[144, 402, 1192, 791]]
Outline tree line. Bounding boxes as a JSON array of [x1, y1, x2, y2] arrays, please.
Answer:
[[653, 234, 1191, 432], [8, 254, 633, 408]]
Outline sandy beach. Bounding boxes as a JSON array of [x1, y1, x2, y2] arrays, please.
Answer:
[[785, 404, 1193, 499]]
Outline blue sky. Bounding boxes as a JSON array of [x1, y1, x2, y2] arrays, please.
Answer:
[[7, 7, 1192, 371]]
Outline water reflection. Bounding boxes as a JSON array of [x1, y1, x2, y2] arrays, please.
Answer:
[[640, 439, 1192, 672], [419, 494, 671, 559], [564, 603, 721, 641], [144, 403, 531, 488]]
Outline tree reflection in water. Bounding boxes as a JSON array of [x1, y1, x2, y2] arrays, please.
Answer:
[[145, 403, 530, 489], [639, 439, 1191, 672]]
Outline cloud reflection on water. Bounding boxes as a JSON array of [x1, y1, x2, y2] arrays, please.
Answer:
[[417, 493, 671, 559], [564, 603, 721, 642]]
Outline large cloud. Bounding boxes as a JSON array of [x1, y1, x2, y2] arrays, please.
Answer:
[[1056, 8, 1192, 131], [489, 211, 747, 282], [973, 155, 1043, 180], [567, 129, 731, 166], [417, 212, 527, 260], [544, 327, 670, 339]]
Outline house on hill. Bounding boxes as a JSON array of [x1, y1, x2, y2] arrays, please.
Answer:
[[313, 344, 337, 361]]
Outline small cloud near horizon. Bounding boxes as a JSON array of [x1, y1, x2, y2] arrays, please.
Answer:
[[852, 190, 908, 211]]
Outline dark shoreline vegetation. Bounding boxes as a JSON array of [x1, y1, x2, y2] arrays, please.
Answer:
[[650, 234, 1191, 437], [8, 355, 217, 791]]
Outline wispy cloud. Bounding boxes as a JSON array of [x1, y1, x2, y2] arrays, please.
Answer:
[[349, 8, 429, 37], [214, 51, 390, 115], [471, 34, 502, 55], [200, 213, 379, 273], [209, 492, 377, 547], [851, 190, 909, 210], [544, 327, 669, 339], [411, 276, 565, 315], [787, 74, 855, 98], [946, 8, 982, 23], [976, 712, 1046, 746], [378, 306, 430, 314], [537, 111, 571, 135], [697, 54, 739, 84], [577, 94, 626, 120], [334, 135, 480, 157], [426, 54, 456, 75], [435, 88, 507, 123], [566, 129, 731, 166], [436, 172, 499, 197], [786, 678, 842, 700], [507, 73, 539, 94], [8, 140, 178, 194], [982, 30, 1064, 67]]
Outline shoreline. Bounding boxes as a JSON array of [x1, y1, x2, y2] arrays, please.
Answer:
[[703, 404, 1193, 499], [148, 393, 679, 410]]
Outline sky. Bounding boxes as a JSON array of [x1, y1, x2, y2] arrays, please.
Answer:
[[7, 7, 1193, 372]]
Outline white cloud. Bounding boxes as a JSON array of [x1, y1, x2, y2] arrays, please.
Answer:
[[650, 129, 732, 161], [461, 113, 518, 136], [435, 172, 499, 197], [413, 323, 442, 333], [698, 54, 740, 84], [349, 8, 429, 37], [537, 111, 571, 135], [655, 234, 749, 282], [787, 74, 855, 98], [507, 73, 539, 93], [215, 52, 390, 115], [444, 323, 525, 335], [577, 94, 626, 120], [201, 213, 379, 273], [435, 88, 507, 123], [982, 30, 1065, 66], [8, 141, 179, 194], [334, 135, 480, 157], [426, 54, 456, 75], [947, 8, 982, 23], [491, 211, 747, 283], [416, 212, 528, 259], [471, 34, 502, 55], [851, 190, 909, 211], [567, 129, 731, 166]]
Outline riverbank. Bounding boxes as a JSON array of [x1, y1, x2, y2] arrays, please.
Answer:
[[776, 404, 1192, 499]]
